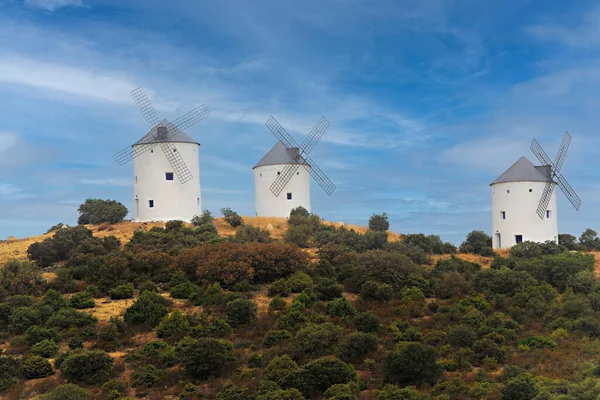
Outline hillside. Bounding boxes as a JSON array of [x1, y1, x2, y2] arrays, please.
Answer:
[[2, 215, 600, 399]]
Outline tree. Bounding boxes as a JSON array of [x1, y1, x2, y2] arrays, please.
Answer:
[[42, 384, 91, 400], [579, 228, 600, 250], [20, 355, 54, 379], [77, 198, 128, 225], [510, 241, 543, 258], [558, 233, 579, 250], [124, 291, 170, 327], [0, 356, 20, 392], [60, 350, 114, 384], [384, 343, 441, 386], [459, 231, 492, 254], [221, 207, 244, 227], [226, 298, 258, 327], [296, 357, 357, 396], [501, 375, 538, 400], [369, 213, 390, 231], [290, 206, 310, 219], [177, 337, 233, 379], [191, 210, 215, 226]]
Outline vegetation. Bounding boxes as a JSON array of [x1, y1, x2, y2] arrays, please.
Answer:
[[4, 211, 600, 398], [77, 198, 128, 225]]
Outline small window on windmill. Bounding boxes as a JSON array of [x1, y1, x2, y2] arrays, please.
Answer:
[[546, 210, 551, 219], [297, 172, 299, 175], [135, 176, 138, 184], [529, 189, 533, 192], [166, 172, 174, 181], [149, 200, 154, 208], [501, 211, 506, 220], [506, 190, 510, 194], [277, 171, 281, 175], [287, 193, 292, 200]]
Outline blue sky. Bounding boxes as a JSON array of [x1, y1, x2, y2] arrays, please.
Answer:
[[1, 0, 599, 244]]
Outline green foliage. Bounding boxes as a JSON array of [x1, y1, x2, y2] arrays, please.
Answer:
[[501, 375, 538, 400], [216, 385, 248, 400], [316, 278, 343, 301], [69, 291, 95, 309], [295, 323, 343, 354], [31, 339, 59, 358], [221, 207, 244, 227], [77, 198, 128, 225], [28, 226, 93, 266], [403, 233, 445, 254], [9, 306, 42, 334], [324, 382, 359, 400], [20, 355, 54, 379], [384, 343, 441, 386], [263, 355, 300, 388], [360, 280, 393, 301], [235, 225, 272, 243], [269, 297, 287, 311], [580, 228, 600, 250], [60, 349, 114, 384], [0, 260, 46, 298], [131, 364, 164, 387], [511, 241, 543, 258], [47, 308, 97, 329], [177, 337, 233, 379], [287, 271, 313, 292], [338, 332, 378, 361], [459, 230, 492, 255], [41, 289, 68, 311], [558, 233, 579, 250], [353, 250, 419, 292], [326, 298, 356, 318], [375, 385, 428, 400], [124, 291, 170, 327], [0, 356, 20, 392], [42, 384, 91, 400], [226, 298, 258, 327], [169, 281, 199, 299], [517, 336, 557, 350], [472, 339, 506, 364], [285, 224, 312, 248], [109, 283, 134, 300], [68, 335, 83, 350], [264, 329, 293, 348], [157, 311, 190, 342], [191, 210, 215, 226], [355, 311, 381, 333], [269, 279, 291, 297], [296, 357, 357, 396], [369, 213, 390, 231], [25, 326, 60, 346]]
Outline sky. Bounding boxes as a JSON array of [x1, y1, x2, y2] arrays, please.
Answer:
[[1, 0, 599, 244]]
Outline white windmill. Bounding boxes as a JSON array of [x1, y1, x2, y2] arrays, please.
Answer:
[[113, 88, 210, 222], [253, 116, 335, 218], [490, 131, 581, 249]]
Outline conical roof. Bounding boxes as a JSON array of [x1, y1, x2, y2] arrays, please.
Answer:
[[133, 119, 199, 146], [253, 141, 309, 169], [491, 156, 552, 185]]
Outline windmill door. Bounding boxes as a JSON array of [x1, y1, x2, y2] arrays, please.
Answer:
[[495, 233, 501, 249]]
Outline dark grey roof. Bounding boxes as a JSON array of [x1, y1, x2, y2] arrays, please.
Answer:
[[491, 156, 552, 185], [133, 119, 199, 146], [253, 141, 309, 169]]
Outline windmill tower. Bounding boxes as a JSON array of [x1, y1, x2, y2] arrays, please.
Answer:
[[253, 116, 335, 218], [491, 131, 581, 249], [113, 88, 210, 222]]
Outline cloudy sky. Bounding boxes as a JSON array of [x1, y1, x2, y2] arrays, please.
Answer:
[[1, 0, 599, 243]]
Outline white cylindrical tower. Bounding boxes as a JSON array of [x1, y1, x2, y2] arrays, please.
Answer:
[[253, 142, 311, 218], [491, 156, 558, 249], [133, 126, 201, 222]]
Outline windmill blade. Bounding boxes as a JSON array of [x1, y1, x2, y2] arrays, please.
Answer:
[[159, 142, 194, 184], [557, 174, 582, 211], [131, 87, 161, 128], [530, 138, 554, 172], [536, 181, 555, 219], [269, 162, 301, 197], [552, 131, 571, 175], [265, 116, 302, 150], [300, 116, 330, 155], [302, 154, 336, 196], [113, 140, 160, 166]]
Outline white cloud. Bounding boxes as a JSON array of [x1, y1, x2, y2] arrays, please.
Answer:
[[0, 132, 19, 154], [202, 187, 248, 194], [80, 178, 130, 186], [528, 7, 600, 48], [440, 137, 529, 173], [24, 0, 83, 12], [0, 182, 34, 199]]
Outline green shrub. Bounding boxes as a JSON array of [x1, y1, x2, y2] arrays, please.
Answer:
[[269, 297, 287, 311], [68, 335, 83, 350], [138, 280, 158, 293], [285, 224, 312, 248], [77, 198, 128, 225], [226, 298, 257, 327], [277, 309, 308, 331], [31, 339, 59, 358], [109, 283, 134, 300], [472, 339, 506, 364], [501, 374, 538, 400], [360, 280, 394, 301], [170, 282, 199, 299], [8, 306, 42, 334], [221, 207, 243, 227], [69, 292, 95, 309], [264, 329, 293, 348], [25, 326, 60, 346], [0, 355, 20, 392], [511, 241, 543, 258], [316, 278, 342, 301], [21, 355, 54, 379], [124, 291, 170, 326], [295, 323, 343, 354], [177, 337, 233, 379], [235, 225, 272, 243], [192, 210, 215, 226], [447, 325, 477, 348], [384, 343, 441, 385], [157, 311, 190, 342], [263, 355, 300, 388], [326, 298, 356, 318], [47, 308, 97, 329], [41, 289, 68, 311], [60, 349, 114, 384], [459, 231, 492, 255], [296, 357, 357, 396], [517, 336, 557, 350], [216, 384, 248, 400], [355, 311, 381, 333], [338, 332, 378, 361], [131, 364, 164, 387], [42, 384, 91, 400], [102, 378, 127, 397], [269, 279, 291, 297], [369, 213, 389, 231], [375, 385, 428, 400], [324, 382, 359, 400]]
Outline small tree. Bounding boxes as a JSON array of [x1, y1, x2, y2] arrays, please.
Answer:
[[124, 291, 170, 327], [558, 233, 579, 250], [369, 213, 390, 232], [77, 199, 128, 225], [226, 298, 257, 327], [191, 210, 215, 226], [20, 355, 54, 379], [580, 228, 600, 250], [177, 337, 233, 379], [60, 350, 114, 384], [43, 384, 91, 400], [384, 343, 441, 386], [221, 208, 243, 227], [459, 230, 492, 254]]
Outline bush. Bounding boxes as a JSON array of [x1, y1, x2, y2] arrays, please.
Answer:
[[326, 298, 356, 318], [263, 355, 300, 388], [221, 207, 243, 227], [269, 297, 287, 311], [264, 330, 293, 348], [109, 283, 134, 300], [338, 332, 378, 361], [355, 311, 381, 333], [157, 311, 190, 342], [42, 289, 68, 311], [191, 210, 214, 226], [285, 224, 312, 248], [501, 375, 538, 400], [170, 282, 199, 299], [369, 213, 390, 231], [77, 198, 128, 225], [360, 280, 393, 301], [384, 343, 441, 385], [580, 228, 600, 250], [295, 323, 343, 354], [375, 385, 428, 400], [216, 385, 248, 400], [42, 384, 90, 400], [68, 335, 83, 350], [517, 336, 557, 350], [47, 308, 97, 329], [226, 298, 258, 327], [69, 292, 95, 309], [0, 356, 20, 392], [31, 339, 59, 358], [459, 231, 492, 254], [472, 339, 506, 364], [558, 233, 579, 250], [269, 279, 291, 297], [60, 349, 114, 384], [324, 382, 359, 400], [131, 364, 164, 387], [316, 278, 342, 301], [177, 337, 233, 379], [21, 355, 54, 379], [353, 250, 419, 292], [510, 241, 543, 258], [288, 271, 313, 292], [124, 291, 170, 327], [8, 306, 42, 334], [296, 357, 357, 396], [25, 326, 60, 346], [235, 225, 272, 243]]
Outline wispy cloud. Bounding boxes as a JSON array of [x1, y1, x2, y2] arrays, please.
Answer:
[[24, 0, 83, 12], [528, 7, 600, 49], [80, 178, 130, 186], [0, 183, 34, 200]]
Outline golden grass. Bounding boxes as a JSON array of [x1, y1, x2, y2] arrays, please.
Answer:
[[92, 297, 137, 322]]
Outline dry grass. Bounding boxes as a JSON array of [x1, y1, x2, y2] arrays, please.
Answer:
[[92, 297, 137, 322]]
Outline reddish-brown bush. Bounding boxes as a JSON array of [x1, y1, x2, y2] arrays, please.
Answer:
[[177, 242, 308, 285]]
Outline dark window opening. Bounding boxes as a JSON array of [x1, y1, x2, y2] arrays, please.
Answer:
[[150, 149, 154, 153], [287, 193, 292, 200], [546, 210, 551, 218], [515, 235, 523, 244], [506, 190, 510, 194], [166, 172, 174, 181], [277, 171, 281, 175], [149, 200, 154, 208], [173, 148, 177, 152], [529, 189, 533, 192], [297, 172, 299, 175], [501, 211, 506, 220]]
